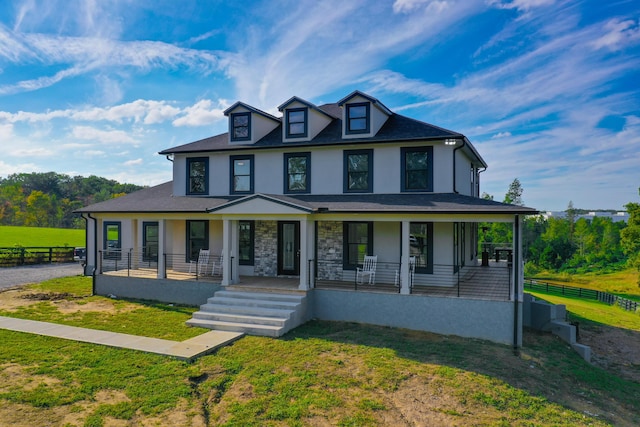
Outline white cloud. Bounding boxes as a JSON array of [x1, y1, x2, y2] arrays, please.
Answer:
[[591, 18, 640, 51], [124, 158, 143, 166], [172, 99, 227, 127], [71, 126, 138, 144], [491, 131, 512, 138]]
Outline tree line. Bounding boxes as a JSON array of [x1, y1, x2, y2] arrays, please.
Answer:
[[0, 172, 144, 229], [479, 179, 640, 283]]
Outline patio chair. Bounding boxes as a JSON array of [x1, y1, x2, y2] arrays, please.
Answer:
[[394, 256, 416, 287], [356, 255, 377, 285], [189, 249, 210, 276], [211, 251, 224, 276]]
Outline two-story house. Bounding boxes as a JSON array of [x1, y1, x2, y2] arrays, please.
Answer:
[[77, 90, 537, 346]]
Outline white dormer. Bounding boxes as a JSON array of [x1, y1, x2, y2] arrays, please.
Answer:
[[337, 90, 392, 139], [277, 96, 334, 143], [223, 102, 280, 145]]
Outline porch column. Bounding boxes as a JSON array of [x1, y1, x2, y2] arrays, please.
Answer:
[[400, 220, 411, 295], [222, 219, 231, 286], [298, 218, 313, 290], [230, 219, 240, 283], [157, 220, 165, 279]]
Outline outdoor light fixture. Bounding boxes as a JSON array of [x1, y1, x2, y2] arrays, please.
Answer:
[[444, 138, 457, 145]]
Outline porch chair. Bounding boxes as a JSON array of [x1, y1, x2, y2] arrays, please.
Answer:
[[189, 249, 210, 276], [395, 256, 416, 287], [356, 255, 377, 285], [211, 251, 224, 276]]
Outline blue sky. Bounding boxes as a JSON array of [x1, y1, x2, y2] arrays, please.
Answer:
[[0, 0, 638, 211]]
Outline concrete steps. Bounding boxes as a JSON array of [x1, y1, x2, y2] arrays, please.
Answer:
[[186, 289, 309, 337]]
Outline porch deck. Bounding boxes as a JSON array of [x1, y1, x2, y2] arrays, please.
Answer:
[[101, 260, 512, 301]]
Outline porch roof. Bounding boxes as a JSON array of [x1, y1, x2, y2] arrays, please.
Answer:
[[76, 181, 538, 215]]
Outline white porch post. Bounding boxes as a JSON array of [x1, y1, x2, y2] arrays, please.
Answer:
[[230, 219, 240, 283], [157, 219, 165, 279], [298, 218, 313, 290], [400, 220, 411, 295], [222, 219, 231, 286]]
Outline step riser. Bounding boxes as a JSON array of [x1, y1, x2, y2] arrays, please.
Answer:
[[199, 303, 294, 317], [186, 319, 282, 337], [214, 291, 305, 303], [206, 298, 300, 310], [192, 312, 288, 327]]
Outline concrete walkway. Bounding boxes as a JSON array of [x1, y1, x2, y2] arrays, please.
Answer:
[[0, 316, 243, 361]]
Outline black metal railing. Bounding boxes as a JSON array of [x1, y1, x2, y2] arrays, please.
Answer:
[[313, 259, 513, 300]]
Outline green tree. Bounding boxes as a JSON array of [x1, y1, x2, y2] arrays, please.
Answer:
[[621, 195, 640, 284]]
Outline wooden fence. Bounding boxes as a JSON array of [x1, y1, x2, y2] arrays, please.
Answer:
[[0, 247, 75, 267], [524, 279, 638, 313]]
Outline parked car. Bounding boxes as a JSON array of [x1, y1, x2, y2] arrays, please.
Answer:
[[74, 247, 86, 264]]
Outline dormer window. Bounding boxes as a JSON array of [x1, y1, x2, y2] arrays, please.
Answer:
[[286, 108, 308, 138], [346, 102, 370, 134], [231, 112, 251, 141]]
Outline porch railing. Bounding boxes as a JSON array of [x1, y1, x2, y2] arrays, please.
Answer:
[[98, 249, 223, 281], [314, 258, 513, 301]]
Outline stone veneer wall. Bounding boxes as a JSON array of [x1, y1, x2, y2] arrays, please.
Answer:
[[254, 220, 278, 276], [317, 221, 343, 281]]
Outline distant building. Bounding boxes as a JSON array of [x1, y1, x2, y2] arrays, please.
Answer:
[[542, 211, 629, 223]]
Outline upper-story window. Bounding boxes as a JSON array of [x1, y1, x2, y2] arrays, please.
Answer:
[[230, 155, 254, 194], [344, 149, 373, 193], [231, 112, 251, 141], [346, 102, 370, 134], [401, 147, 433, 192], [284, 152, 310, 193], [285, 108, 308, 138], [186, 157, 209, 195]]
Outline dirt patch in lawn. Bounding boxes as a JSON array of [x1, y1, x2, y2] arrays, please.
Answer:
[[0, 288, 126, 314], [579, 325, 640, 382]]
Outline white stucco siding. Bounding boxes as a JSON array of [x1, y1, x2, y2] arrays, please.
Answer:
[[432, 144, 453, 193], [374, 145, 401, 193], [173, 155, 187, 196], [254, 151, 282, 194], [310, 148, 343, 194], [454, 149, 473, 196], [373, 222, 400, 263]]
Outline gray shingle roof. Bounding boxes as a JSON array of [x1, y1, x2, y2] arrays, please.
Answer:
[[77, 182, 537, 215], [158, 104, 465, 155]]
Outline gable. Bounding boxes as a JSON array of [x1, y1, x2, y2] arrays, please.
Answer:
[[207, 194, 313, 215]]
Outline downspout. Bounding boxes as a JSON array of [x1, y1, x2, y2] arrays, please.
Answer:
[[513, 214, 520, 352], [87, 213, 97, 296], [477, 167, 487, 197], [452, 138, 466, 194]]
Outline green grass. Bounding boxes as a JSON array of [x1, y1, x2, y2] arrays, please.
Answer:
[[0, 276, 639, 425], [528, 291, 640, 331], [0, 225, 85, 247], [530, 268, 640, 300]]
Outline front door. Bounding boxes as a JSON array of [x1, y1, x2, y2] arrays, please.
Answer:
[[278, 221, 300, 276]]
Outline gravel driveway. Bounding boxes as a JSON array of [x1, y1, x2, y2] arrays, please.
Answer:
[[0, 263, 84, 291]]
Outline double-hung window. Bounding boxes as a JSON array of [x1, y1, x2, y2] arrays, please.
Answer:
[[231, 112, 251, 141], [230, 155, 254, 194], [344, 149, 373, 193], [103, 221, 121, 260], [401, 147, 433, 192], [286, 108, 307, 138], [409, 222, 433, 274], [186, 220, 208, 262], [346, 102, 370, 134], [239, 220, 254, 265], [186, 157, 209, 195], [343, 222, 373, 269], [284, 152, 310, 193]]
